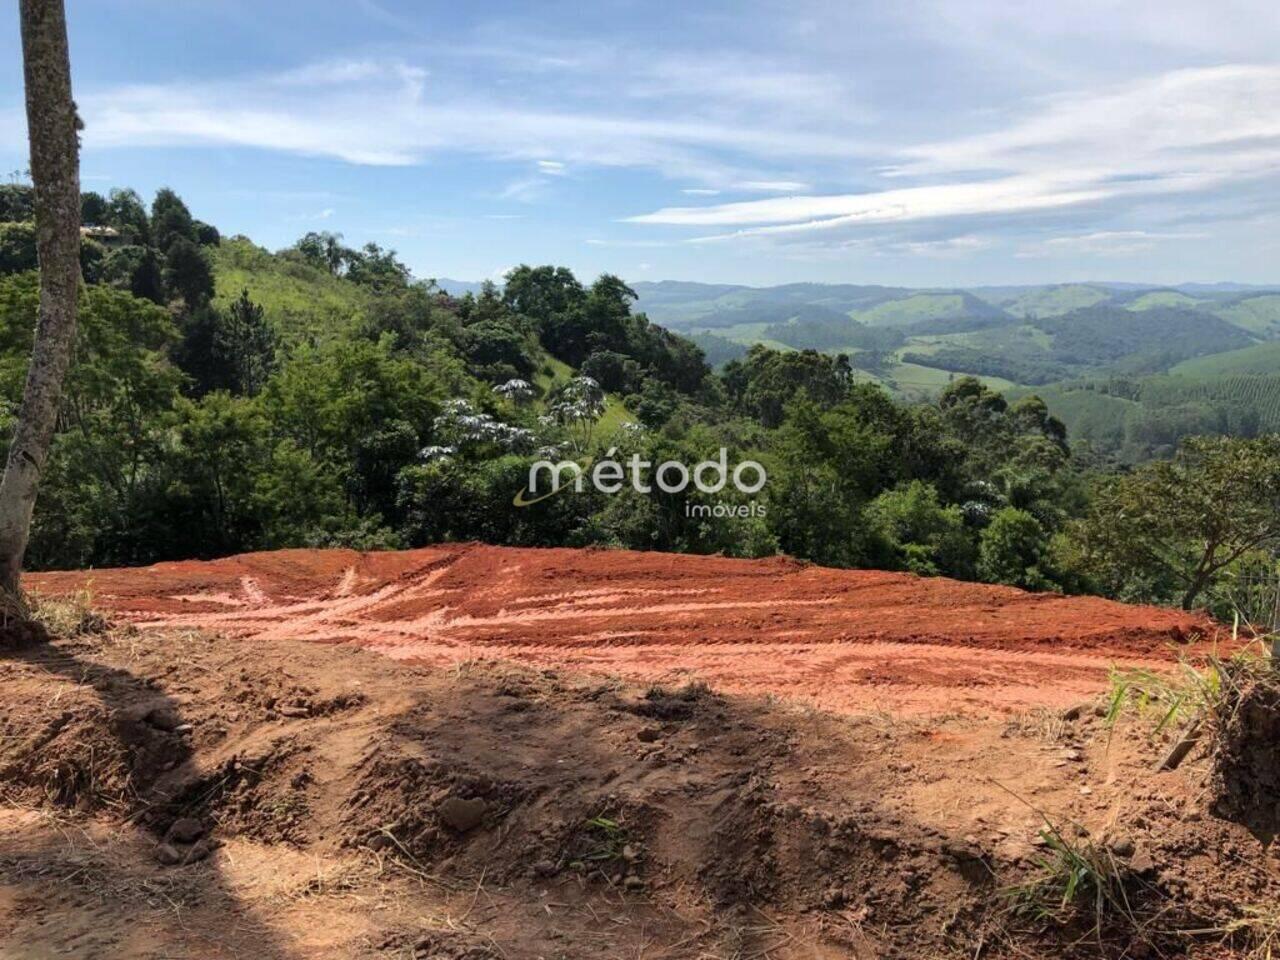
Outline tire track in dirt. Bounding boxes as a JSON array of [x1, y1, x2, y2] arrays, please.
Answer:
[[27, 543, 1218, 717]]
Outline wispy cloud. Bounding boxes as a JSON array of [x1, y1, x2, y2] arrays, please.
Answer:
[[1016, 230, 1207, 258], [732, 180, 811, 193], [646, 176, 1112, 234], [23, 1, 1279, 281], [287, 206, 336, 222], [887, 235, 992, 257], [71, 56, 871, 187], [630, 64, 1280, 244]]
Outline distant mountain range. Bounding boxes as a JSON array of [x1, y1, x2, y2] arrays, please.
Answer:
[[435, 278, 491, 298], [436, 276, 1280, 460]]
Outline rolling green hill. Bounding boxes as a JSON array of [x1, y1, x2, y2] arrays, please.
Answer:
[[1016, 374, 1280, 461], [626, 279, 1280, 455], [1125, 290, 1203, 311], [1210, 294, 1280, 337], [211, 237, 370, 341], [855, 292, 979, 326], [1001, 284, 1112, 318], [1169, 340, 1280, 377], [633, 280, 1280, 413]]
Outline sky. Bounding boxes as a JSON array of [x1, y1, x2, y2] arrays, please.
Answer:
[[2, 0, 1279, 288]]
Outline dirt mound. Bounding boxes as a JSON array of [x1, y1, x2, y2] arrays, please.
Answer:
[[28, 544, 1218, 717], [1212, 670, 1280, 840], [3, 623, 1277, 959]]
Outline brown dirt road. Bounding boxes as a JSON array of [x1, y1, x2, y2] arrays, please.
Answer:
[[28, 543, 1217, 717]]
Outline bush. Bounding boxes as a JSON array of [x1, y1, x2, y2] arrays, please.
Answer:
[[979, 507, 1052, 590]]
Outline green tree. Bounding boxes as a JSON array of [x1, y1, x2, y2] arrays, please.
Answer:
[[724, 345, 851, 428], [1074, 436, 1280, 608], [345, 242, 410, 291], [294, 231, 348, 275], [978, 507, 1051, 590], [80, 190, 107, 225], [193, 220, 220, 246], [24, 284, 183, 568], [866, 481, 974, 578], [165, 392, 268, 556], [100, 244, 164, 303], [150, 186, 196, 252], [217, 289, 277, 396], [262, 334, 443, 518], [0, 222, 38, 275], [162, 237, 215, 307], [105, 187, 149, 244], [765, 395, 890, 567], [503, 264, 584, 329], [0, 184, 35, 222]]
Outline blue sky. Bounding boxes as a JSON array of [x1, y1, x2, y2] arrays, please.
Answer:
[[2, 0, 1279, 287]]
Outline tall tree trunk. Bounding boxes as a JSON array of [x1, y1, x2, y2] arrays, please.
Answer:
[[0, 0, 80, 605]]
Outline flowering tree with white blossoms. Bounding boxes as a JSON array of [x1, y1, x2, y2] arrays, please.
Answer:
[[548, 376, 605, 454], [427, 398, 539, 458], [493, 378, 535, 407]]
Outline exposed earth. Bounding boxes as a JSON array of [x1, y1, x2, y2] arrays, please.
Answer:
[[2, 546, 1276, 959], [28, 543, 1216, 717]]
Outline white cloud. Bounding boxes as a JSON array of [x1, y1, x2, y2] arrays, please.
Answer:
[[888, 235, 992, 257], [29, 14, 1280, 269], [498, 177, 550, 203], [895, 0, 1280, 77], [890, 65, 1280, 179], [639, 175, 1111, 233], [71, 57, 871, 186], [1016, 230, 1207, 258], [630, 64, 1280, 242], [732, 180, 811, 193]]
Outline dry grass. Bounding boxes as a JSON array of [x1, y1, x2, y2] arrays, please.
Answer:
[[30, 587, 110, 638], [1220, 905, 1280, 960], [1183, 903, 1280, 960], [1002, 707, 1074, 743]]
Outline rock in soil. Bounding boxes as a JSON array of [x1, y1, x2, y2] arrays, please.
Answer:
[[439, 796, 487, 833], [145, 706, 183, 732], [153, 843, 184, 866], [166, 817, 205, 844], [182, 838, 215, 864], [1109, 835, 1136, 857]]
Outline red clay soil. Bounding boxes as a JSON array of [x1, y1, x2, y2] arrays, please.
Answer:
[[28, 544, 1217, 716]]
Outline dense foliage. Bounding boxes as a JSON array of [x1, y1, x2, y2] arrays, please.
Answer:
[[1, 183, 1276, 617]]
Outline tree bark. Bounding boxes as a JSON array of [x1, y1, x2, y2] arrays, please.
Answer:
[[0, 0, 80, 604]]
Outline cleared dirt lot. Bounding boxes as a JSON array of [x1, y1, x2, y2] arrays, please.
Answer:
[[6, 547, 1277, 958], [30, 543, 1216, 716]]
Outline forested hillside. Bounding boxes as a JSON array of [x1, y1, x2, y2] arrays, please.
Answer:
[[1, 183, 1277, 614], [632, 278, 1280, 457]]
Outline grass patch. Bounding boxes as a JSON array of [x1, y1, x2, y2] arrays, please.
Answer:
[[30, 589, 110, 638], [211, 237, 369, 343], [1215, 904, 1280, 959], [565, 814, 638, 875], [532, 354, 637, 434], [1005, 820, 1134, 931], [1106, 640, 1277, 738]]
